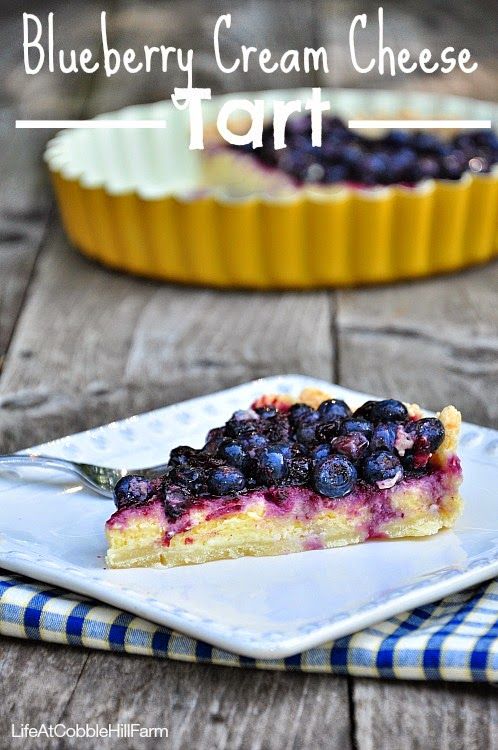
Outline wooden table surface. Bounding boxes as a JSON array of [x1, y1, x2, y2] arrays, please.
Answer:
[[1, 1, 497, 748]]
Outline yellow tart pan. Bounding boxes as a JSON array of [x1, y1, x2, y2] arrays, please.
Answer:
[[45, 89, 498, 289]]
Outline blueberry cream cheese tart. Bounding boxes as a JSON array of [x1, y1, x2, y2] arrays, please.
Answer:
[[105, 389, 463, 569]]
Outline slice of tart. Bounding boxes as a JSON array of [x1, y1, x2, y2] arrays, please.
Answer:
[[105, 389, 463, 569]]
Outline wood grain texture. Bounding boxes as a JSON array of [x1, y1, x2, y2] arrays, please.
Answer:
[[334, 264, 498, 428], [1, 640, 89, 748], [47, 649, 351, 750], [353, 679, 498, 750]]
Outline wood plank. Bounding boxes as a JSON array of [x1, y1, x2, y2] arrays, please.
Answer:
[[353, 679, 497, 750], [1, 640, 89, 743], [54, 650, 351, 750], [335, 265, 498, 428]]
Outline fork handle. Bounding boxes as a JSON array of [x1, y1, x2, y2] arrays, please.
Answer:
[[0, 454, 108, 496]]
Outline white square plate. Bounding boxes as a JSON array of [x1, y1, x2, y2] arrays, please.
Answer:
[[1, 375, 497, 659]]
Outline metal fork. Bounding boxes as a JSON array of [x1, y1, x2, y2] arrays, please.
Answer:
[[0, 454, 170, 498]]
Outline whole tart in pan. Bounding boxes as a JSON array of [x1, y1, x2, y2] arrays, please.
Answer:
[[45, 89, 498, 288]]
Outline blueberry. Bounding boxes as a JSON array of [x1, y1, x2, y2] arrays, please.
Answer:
[[341, 418, 373, 438], [473, 130, 498, 150], [263, 415, 290, 443], [413, 417, 445, 453], [255, 406, 278, 419], [354, 401, 377, 420], [324, 164, 349, 183], [170, 465, 207, 495], [168, 446, 199, 467], [370, 423, 397, 452], [295, 414, 320, 444], [385, 129, 412, 148], [255, 445, 288, 485], [368, 399, 408, 423], [271, 442, 294, 460], [330, 432, 369, 461], [217, 439, 247, 469], [243, 433, 268, 453], [315, 420, 341, 443], [114, 474, 151, 509], [363, 153, 389, 181], [312, 455, 357, 498], [208, 466, 246, 496], [318, 399, 352, 421], [205, 426, 225, 444], [413, 132, 446, 154], [203, 427, 227, 454], [388, 148, 417, 180], [442, 153, 466, 180], [362, 451, 403, 488], [417, 156, 440, 180], [310, 443, 333, 464], [400, 452, 429, 472], [226, 419, 257, 439], [342, 144, 364, 167], [289, 403, 315, 424]]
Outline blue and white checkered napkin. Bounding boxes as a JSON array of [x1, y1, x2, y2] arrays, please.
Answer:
[[1, 571, 496, 682]]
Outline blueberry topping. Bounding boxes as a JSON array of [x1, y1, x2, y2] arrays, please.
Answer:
[[114, 474, 152, 509], [312, 455, 357, 498], [217, 439, 248, 469], [362, 451, 403, 488], [208, 466, 246, 496], [317, 398, 352, 421], [254, 445, 289, 485], [370, 423, 397, 452], [123, 392, 447, 522], [330, 432, 369, 461], [231, 116, 498, 187], [341, 418, 373, 438], [310, 443, 333, 464]]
